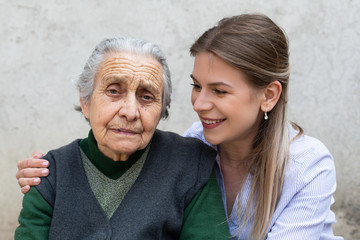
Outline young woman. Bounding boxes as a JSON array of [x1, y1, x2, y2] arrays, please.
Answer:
[[16, 14, 342, 239]]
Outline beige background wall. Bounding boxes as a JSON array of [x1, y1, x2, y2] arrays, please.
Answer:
[[1, 0, 359, 239]]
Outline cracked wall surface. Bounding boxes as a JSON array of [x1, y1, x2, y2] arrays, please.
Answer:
[[1, 1, 359, 239]]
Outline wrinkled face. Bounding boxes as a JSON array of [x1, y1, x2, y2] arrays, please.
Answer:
[[191, 52, 264, 146], [81, 52, 164, 161]]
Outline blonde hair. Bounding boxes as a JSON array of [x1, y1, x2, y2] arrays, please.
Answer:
[[190, 14, 303, 239]]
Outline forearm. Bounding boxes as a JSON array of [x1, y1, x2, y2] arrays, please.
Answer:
[[15, 187, 53, 239]]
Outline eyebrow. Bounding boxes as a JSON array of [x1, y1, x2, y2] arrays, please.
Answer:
[[190, 74, 197, 82], [190, 74, 233, 88], [104, 76, 161, 94], [104, 75, 127, 84], [138, 80, 161, 94]]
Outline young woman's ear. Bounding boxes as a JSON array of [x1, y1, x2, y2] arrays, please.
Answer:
[[261, 81, 282, 112]]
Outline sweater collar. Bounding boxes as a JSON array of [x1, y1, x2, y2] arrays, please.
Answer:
[[79, 129, 149, 179]]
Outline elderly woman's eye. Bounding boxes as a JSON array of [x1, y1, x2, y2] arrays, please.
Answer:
[[138, 92, 155, 103], [106, 89, 121, 98], [142, 95, 153, 101], [106, 86, 121, 96]]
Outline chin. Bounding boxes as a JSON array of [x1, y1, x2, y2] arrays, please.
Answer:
[[111, 144, 139, 154], [204, 135, 220, 146], [118, 147, 140, 154]]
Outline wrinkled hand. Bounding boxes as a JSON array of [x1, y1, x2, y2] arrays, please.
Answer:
[[16, 152, 49, 194]]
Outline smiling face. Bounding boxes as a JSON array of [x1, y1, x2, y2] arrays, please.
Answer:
[[81, 52, 164, 161], [191, 52, 264, 146]]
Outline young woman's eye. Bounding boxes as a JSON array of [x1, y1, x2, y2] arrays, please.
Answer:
[[190, 83, 201, 91], [213, 89, 227, 95]]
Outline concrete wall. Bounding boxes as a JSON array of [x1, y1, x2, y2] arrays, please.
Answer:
[[1, 0, 359, 238]]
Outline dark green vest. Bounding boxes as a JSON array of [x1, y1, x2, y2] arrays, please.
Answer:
[[36, 129, 217, 240]]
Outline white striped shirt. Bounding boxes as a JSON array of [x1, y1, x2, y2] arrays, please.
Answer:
[[183, 121, 343, 240]]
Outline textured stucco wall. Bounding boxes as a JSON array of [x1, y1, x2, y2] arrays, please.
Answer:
[[1, 0, 359, 239]]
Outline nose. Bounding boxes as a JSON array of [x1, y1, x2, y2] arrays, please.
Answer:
[[118, 94, 140, 121], [192, 90, 213, 113]]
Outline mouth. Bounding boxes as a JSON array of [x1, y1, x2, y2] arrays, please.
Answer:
[[200, 117, 225, 129], [111, 128, 138, 135]]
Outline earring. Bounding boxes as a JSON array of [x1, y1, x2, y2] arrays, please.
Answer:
[[264, 112, 268, 120]]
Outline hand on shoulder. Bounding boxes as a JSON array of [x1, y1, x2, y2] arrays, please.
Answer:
[[16, 152, 49, 194]]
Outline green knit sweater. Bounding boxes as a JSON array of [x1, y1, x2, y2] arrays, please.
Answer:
[[15, 130, 230, 239]]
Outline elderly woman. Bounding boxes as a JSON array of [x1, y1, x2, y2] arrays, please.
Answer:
[[15, 37, 229, 239]]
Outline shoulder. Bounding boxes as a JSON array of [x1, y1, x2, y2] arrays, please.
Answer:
[[289, 127, 333, 166], [152, 129, 217, 206], [153, 129, 216, 176], [36, 139, 82, 206], [269, 126, 340, 239], [287, 125, 336, 189], [154, 129, 214, 154], [182, 121, 204, 139], [44, 139, 82, 161], [41, 139, 82, 172], [182, 121, 213, 148]]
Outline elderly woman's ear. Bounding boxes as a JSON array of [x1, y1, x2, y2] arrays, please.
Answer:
[[80, 99, 90, 120]]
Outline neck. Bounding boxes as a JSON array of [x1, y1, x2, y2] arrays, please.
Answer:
[[97, 144, 132, 161], [218, 119, 260, 169], [80, 129, 147, 179], [218, 141, 251, 216], [218, 139, 252, 169]]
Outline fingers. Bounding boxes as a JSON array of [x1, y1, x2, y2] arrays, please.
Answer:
[[18, 177, 41, 188], [21, 185, 30, 194], [17, 157, 49, 171], [17, 169, 48, 192], [16, 152, 49, 194], [16, 167, 49, 180], [31, 151, 44, 158]]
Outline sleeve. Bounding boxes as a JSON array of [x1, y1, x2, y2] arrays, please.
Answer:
[[180, 170, 230, 240], [15, 187, 53, 240], [266, 142, 343, 240], [182, 122, 204, 139], [183, 121, 215, 149]]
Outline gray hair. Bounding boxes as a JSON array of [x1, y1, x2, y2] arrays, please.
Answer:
[[76, 37, 172, 119]]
